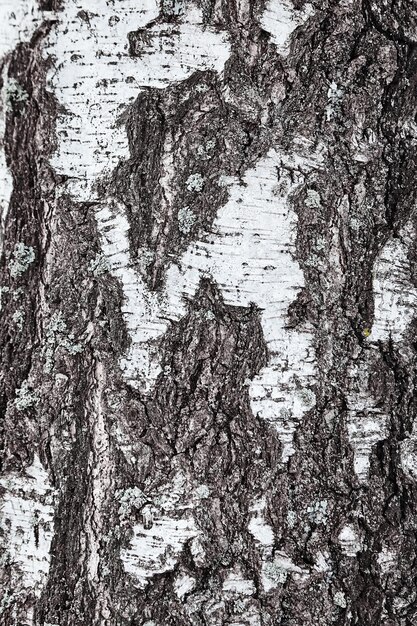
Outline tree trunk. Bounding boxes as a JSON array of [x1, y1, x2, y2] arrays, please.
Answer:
[[1, 0, 417, 624]]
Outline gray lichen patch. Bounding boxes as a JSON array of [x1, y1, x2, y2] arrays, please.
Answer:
[[185, 173, 204, 192], [304, 189, 322, 209], [261, 552, 309, 591], [333, 590, 347, 608], [43, 311, 84, 373], [14, 380, 38, 411], [306, 499, 328, 525], [117, 486, 147, 521], [9, 243, 35, 278], [295, 386, 316, 408], [196, 139, 216, 160], [262, 559, 289, 586], [6, 78, 29, 108], [177, 206, 197, 234], [12, 309, 25, 331]]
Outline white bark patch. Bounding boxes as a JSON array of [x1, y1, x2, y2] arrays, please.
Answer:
[[97, 146, 321, 460], [338, 524, 362, 557], [372, 222, 417, 342], [346, 361, 387, 482], [45, 0, 321, 460], [122, 516, 200, 587], [341, 223, 417, 483], [377, 546, 397, 574], [313, 550, 331, 573], [400, 437, 417, 481], [259, 0, 314, 56], [228, 612, 262, 626], [248, 497, 274, 547], [346, 222, 417, 482], [0, 454, 55, 595], [0, 2, 49, 249], [44, 0, 230, 201], [163, 146, 321, 461], [95, 202, 167, 390], [120, 471, 201, 587], [347, 413, 386, 480], [333, 591, 347, 608], [342, 222, 417, 484], [219, 568, 262, 626], [222, 569, 256, 596], [261, 551, 309, 591], [174, 572, 196, 599], [0, 61, 13, 250], [0, 0, 43, 58], [85, 362, 112, 580]]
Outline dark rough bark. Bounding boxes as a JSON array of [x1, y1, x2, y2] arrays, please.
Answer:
[[1, 1, 417, 626]]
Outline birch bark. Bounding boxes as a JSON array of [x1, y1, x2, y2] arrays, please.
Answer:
[[1, 1, 417, 625]]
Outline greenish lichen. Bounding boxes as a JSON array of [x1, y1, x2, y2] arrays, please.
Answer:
[[9, 243, 35, 278], [333, 591, 347, 608], [195, 484, 210, 499], [6, 78, 29, 108], [203, 310, 215, 321], [196, 139, 215, 160], [297, 387, 316, 408], [186, 173, 204, 192], [0, 590, 16, 613], [279, 407, 292, 420], [304, 252, 325, 270], [177, 206, 196, 234], [195, 84, 209, 93], [306, 499, 328, 525], [43, 311, 84, 372], [117, 486, 147, 520], [12, 309, 25, 331], [287, 510, 297, 528], [14, 380, 38, 411], [263, 559, 288, 585], [305, 189, 322, 209]]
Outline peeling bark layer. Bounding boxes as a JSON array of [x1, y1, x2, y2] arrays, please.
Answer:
[[2, 1, 417, 625]]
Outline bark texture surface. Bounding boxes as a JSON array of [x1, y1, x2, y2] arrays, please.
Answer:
[[1, 0, 417, 625]]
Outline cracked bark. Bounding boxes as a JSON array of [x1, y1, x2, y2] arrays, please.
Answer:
[[1, 1, 417, 625]]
